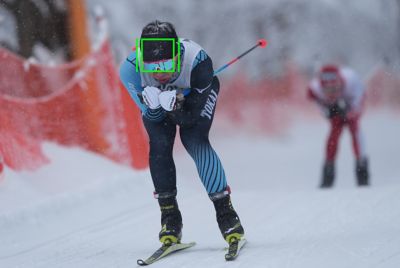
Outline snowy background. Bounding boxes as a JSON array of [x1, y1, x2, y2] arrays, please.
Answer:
[[1, 0, 400, 267], [2, 0, 399, 76], [85, 0, 400, 78]]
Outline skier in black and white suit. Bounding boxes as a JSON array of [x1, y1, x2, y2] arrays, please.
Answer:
[[119, 20, 244, 245]]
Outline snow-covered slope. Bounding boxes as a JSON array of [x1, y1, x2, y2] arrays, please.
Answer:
[[0, 110, 399, 268]]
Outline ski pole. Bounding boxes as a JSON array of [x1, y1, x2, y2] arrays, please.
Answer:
[[176, 39, 267, 106], [213, 39, 268, 76]]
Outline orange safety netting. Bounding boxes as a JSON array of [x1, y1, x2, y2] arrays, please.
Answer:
[[0, 40, 148, 171]]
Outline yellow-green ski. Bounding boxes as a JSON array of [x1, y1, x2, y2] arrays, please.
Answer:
[[137, 242, 195, 266]]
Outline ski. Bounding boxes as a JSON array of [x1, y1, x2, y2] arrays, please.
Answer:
[[137, 242, 196, 266], [225, 237, 246, 261]]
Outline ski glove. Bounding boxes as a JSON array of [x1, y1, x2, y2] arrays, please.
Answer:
[[159, 90, 177, 111], [326, 99, 347, 119], [142, 86, 161, 109]]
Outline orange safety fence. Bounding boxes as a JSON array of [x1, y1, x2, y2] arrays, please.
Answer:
[[0, 39, 149, 171]]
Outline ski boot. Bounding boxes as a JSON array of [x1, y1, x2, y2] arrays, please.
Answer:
[[210, 187, 244, 243], [155, 190, 183, 245], [356, 158, 369, 186], [320, 161, 335, 188]]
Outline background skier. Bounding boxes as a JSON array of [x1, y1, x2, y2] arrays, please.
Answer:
[[307, 64, 370, 188]]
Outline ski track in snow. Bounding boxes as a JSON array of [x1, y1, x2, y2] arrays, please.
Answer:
[[0, 110, 399, 268]]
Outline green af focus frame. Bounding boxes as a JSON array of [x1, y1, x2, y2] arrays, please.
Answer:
[[136, 38, 181, 73]]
